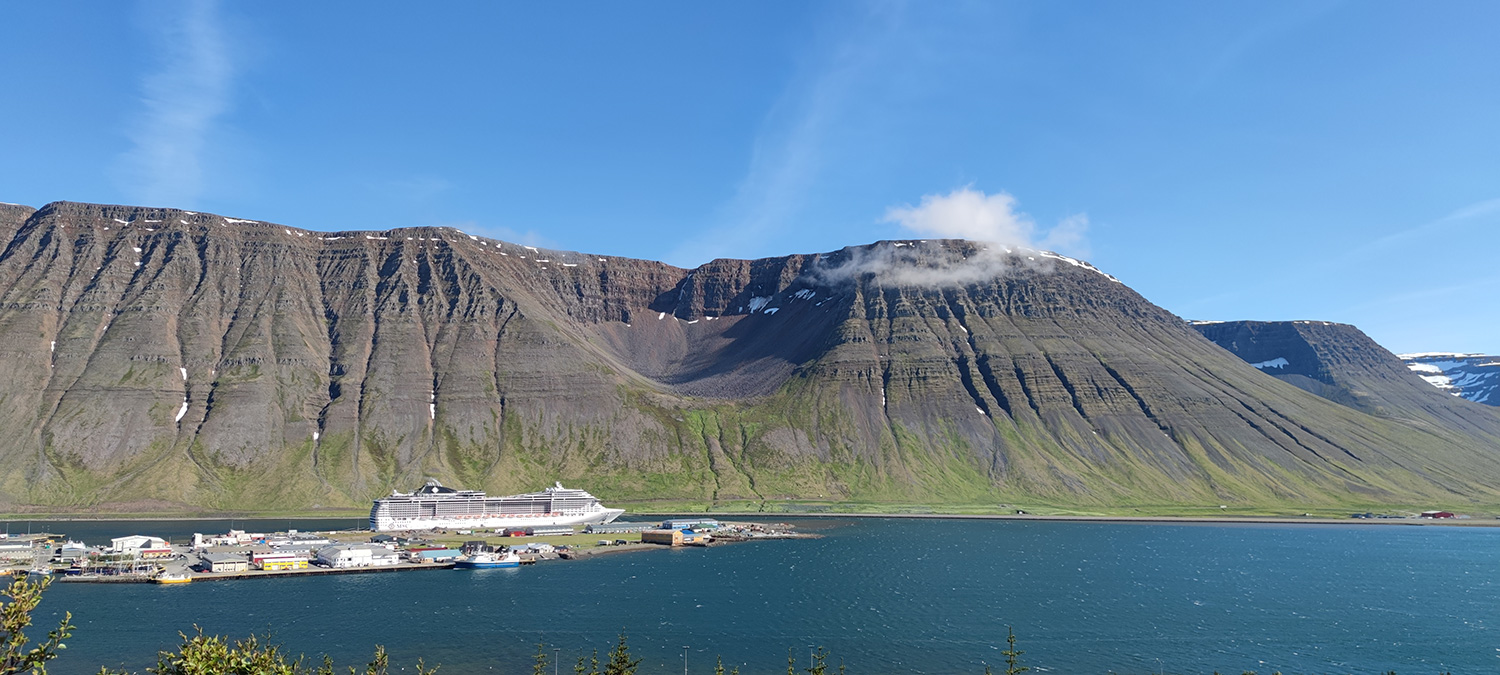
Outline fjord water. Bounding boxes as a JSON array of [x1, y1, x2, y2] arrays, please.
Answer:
[[22, 518, 1499, 674]]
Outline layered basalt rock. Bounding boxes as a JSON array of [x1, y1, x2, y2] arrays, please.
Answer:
[[0, 200, 1497, 513]]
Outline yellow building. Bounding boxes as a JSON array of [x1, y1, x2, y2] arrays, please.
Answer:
[[641, 529, 710, 546], [260, 558, 308, 571], [253, 553, 310, 571]]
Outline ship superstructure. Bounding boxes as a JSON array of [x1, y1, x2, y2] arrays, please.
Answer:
[[369, 481, 624, 532]]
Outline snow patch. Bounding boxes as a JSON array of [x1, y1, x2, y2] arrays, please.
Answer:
[[113, 218, 128, 224], [1421, 374, 1456, 390], [792, 289, 816, 300], [977, 407, 986, 415], [223, 218, 256, 224], [747, 296, 772, 313], [133, 246, 142, 253], [50, 341, 55, 353], [562, 263, 577, 267], [1250, 357, 1289, 370], [762, 307, 780, 315], [174, 400, 189, 423], [658, 312, 666, 320], [1406, 363, 1444, 374], [180, 367, 187, 380], [313, 432, 320, 442]]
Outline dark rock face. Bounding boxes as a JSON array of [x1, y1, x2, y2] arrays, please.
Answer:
[[1192, 320, 1500, 438], [2, 200, 1499, 513], [1400, 354, 1500, 406]]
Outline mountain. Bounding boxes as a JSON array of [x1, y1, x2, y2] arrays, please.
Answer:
[[2, 200, 1500, 514], [1190, 320, 1500, 440], [1399, 353, 1500, 406]]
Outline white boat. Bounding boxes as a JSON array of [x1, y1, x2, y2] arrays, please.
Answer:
[[369, 481, 624, 532], [452, 551, 521, 569]]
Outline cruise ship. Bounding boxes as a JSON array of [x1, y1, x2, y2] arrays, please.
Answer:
[[369, 481, 625, 532]]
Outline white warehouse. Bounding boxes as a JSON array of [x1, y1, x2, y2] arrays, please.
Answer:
[[316, 544, 399, 568]]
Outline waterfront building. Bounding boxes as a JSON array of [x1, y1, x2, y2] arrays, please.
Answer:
[[110, 535, 173, 559], [202, 553, 249, 573], [0, 541, 33, 562], [253, 552, 310, 571], [412, 548, 460, 562], [369, 480, 624, 531], [53, 541, 89, 563], [660, 518, 720, 530], [642, 529, 711, 546], [584, 522, 652, 534], [316, 544, 400, 568]]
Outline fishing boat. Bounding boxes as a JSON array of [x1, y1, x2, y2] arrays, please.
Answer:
[[152, 571, 193, 584], [452, 551, 521, 569]]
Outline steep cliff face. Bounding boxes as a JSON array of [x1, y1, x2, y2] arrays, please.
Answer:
[[1, 201, 1499, 513]]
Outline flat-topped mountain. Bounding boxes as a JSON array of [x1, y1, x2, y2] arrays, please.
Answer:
[[2, 200, 1499, 513]]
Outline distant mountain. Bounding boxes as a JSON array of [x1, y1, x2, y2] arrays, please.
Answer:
[[1400, 353, 1500, 406], [1191, 320, 1500, 438], [2, 200, 1500, 514]]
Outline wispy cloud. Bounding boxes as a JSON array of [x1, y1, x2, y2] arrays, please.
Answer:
[[440, 220, 556, 250], [667, 3, 906, 266], [116, 0, 234, 207]]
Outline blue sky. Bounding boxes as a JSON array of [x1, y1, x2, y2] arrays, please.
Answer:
[[2, 1, 1496, 354]]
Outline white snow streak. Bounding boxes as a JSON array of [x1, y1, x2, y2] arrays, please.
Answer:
[[1250, 357, 1289, 370]]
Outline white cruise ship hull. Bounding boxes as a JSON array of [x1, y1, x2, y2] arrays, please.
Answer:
[[371, 508, 625, 532]]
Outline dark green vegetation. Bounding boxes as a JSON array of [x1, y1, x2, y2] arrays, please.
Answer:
[[1, 201, 1499, 515]]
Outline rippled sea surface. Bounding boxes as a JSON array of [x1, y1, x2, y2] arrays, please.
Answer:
[[15, 518, 1500, 674]]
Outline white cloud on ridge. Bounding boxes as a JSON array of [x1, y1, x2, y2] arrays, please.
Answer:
[[883, 187, 1089, 257], [117, 0, 233, 207], [811, 187, 1091, 287]]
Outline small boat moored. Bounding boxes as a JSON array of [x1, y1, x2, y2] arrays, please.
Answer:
[[152, 571, 193, 584], [453, 551, 521, 569]]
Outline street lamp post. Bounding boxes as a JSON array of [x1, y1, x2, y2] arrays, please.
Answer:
[[683, 645, 690, 675], [553, 648, 560, 675]]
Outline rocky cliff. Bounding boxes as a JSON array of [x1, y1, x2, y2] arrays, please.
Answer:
[[2, 201, 1499, 513], [1192, 320, 1500, 440]]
